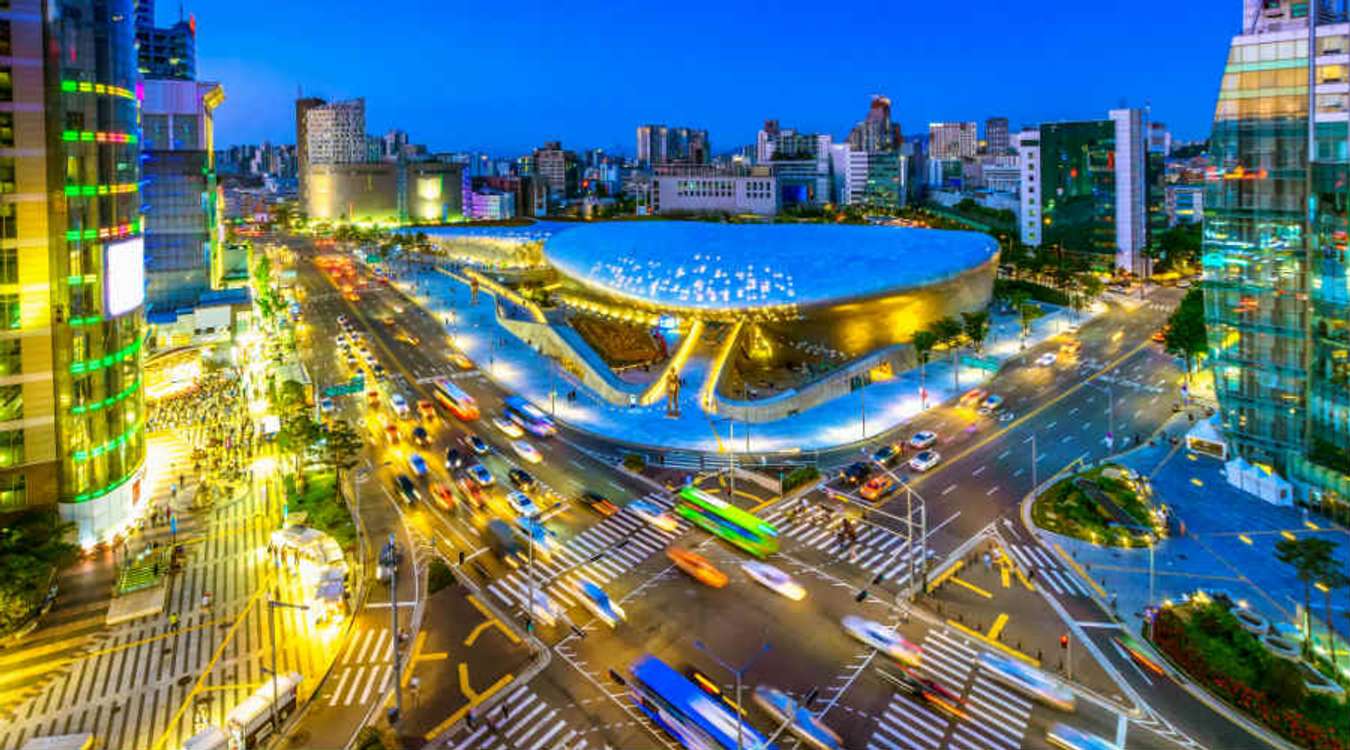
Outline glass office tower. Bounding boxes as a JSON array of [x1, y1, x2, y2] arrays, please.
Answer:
[[4, 0, 146, 542], [1205, 0, 1350, 517]]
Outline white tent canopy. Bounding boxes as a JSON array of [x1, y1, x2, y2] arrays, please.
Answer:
[[1186, 416, 1228, 460], [1225, 456, 1294, 506]]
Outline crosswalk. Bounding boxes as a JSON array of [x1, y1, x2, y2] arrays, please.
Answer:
[[323, 626, 395, 707], [1003, 543, 1094, 597], [762, 508, 926, 587], [486, 492, 683, 614], [867, 628, 1033, 750], [445, 684, 596, 750]]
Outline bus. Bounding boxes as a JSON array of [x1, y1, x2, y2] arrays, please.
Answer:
[[626, 654, 773, 750], [503, 395, 556, 437], [676, 486, 779, 558], [432, 378, 480, 421]]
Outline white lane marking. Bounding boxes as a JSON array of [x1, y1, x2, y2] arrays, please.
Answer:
[[942, 484, 957, 496]]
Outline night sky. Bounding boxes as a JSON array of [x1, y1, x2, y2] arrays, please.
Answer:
[[178, 0, 1240, 154]]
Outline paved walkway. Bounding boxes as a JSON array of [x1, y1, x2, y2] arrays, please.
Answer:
[[394, 263, 1091, 453]]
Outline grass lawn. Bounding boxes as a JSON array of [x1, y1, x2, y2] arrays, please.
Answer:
[[284, 469, 357, 550], [1152, 601, 1350, 750], [1031, 464, 1154, 547]]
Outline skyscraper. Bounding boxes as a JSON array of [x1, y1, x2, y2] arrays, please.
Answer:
[[134, 0, 196, 80], [295, 96, 326, 201], [985, 117, 1010, 154], [847, 95, 902, 153], [929, 122, 978, 159], [1204, 0, 1350, 512], [3, 0, 146, 541], [305, 99, 368, 166], [635, 124, 710, 166]]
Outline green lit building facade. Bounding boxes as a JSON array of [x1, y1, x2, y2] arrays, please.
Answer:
[[3, 0, 146, 542], [1038, 120, 1119, 255], [1204, 0, 1350, 516]]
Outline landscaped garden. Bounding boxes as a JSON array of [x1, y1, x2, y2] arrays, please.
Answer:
[[1151, 599, 1350, 750], [1031, 464, 1158, 547], [284, 469, 357, 550]]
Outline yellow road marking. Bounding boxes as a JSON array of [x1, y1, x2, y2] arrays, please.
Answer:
[[947, 619, 1040, 667], [464, 620, 494, 647], [1000, 564, 1011, 589], [987, 613, 1010, 640], [927, 559, 965, 592], [950, 576, 993, 599], [84, 614, 235, 659], [749, 496, 780, 514], [425, 670, 514, 740], [1052, 544, 1108, 599], [466, 595, 521, 645], [732, 488, 765, 504], [908, 337, 1156, 490]]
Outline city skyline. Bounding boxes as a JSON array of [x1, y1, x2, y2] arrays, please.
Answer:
[[185, 0, 1237, 152]]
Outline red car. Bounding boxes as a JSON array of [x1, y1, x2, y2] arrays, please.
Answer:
[[430, 483, 456, 511]]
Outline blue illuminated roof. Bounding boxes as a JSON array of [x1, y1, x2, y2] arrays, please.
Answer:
[[541, 222, 999, 311]]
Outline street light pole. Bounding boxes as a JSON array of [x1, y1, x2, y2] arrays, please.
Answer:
[[266, 591, 308, 736], [1031, 433, 1038, 498], [382, 534, 403, 722], [693, 639, 770, 750]]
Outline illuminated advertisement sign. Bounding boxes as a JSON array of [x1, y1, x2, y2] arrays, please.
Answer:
[[104, 236, 145, 317]]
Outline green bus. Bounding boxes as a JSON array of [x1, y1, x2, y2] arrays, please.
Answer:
[[676, 486, 779, 558]]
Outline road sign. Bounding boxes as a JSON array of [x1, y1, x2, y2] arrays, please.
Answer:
[[960, 354, 1001, 373], [322, 374, 366, 398]]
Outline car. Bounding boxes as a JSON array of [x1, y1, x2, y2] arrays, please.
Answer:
[[667, 547, 728, 588], [384, 423, 400, 444], [526, 589, 564, 628], [627, 499, 679, 532], [574, 578, 626, 627], [1151, 326, 1169, 343], [492, 415, 525, 438], [337, 314, 349, 325], [959, 388, 988, 408], [511, 439, 543, 464], [407, 452, 429, 478], [466, 435, 490, 455], [411, 426, 430, 446], [1035, 352, 1058, 367], [741, 562, 806, 601], [371, 363, 387, 380], [444, 447, 464, 470], [841, 615, 921, 667], [908, 450, 941, 472], [979, 651, 1076, 711], [429, 483, 456, 511], [393, 474, 420, 504], [417, 399, 437, 420], [397, 331, 421, 347], [752, 685, 844, 750], [875, 667, 966, 720], [859, 475, 896, 501], [1059, 339, 1082, 357], [319, 398, 335, 414], [578, 490, 619, 516], [381, 316, 396, 327], [908, 430, 937, 450], [450, 352, 475, 370], [466, 463, 494, 487], [344, 354, 359, 369], [507, 490, 540, 517], [454, 472, 486, 510], [979, 394, 1004, 414], [842, 461, 872, 486], [507, 467, 536, 491], [366, 390, 381, 409], [871, 444, 900, 466], [515, 517, 556, 558]]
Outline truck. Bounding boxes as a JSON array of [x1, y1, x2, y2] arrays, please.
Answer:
[[482, 519, 522, 563]]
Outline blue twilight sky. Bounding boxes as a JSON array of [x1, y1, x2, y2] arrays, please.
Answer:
[[173, 0, 1241, 155]]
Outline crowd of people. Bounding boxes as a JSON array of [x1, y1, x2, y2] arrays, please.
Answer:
[[146, 367, 258, 485]]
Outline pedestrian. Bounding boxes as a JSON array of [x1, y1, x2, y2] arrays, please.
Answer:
[[169, 613, 179, 630]]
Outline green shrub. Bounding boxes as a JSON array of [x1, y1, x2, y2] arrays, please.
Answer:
[[428, 558, 455, 595], [782, 466, 821, 493]]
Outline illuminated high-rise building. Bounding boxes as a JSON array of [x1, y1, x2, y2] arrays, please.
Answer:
[[1204, 0, 1350, 514], [847, 95, 902, 153], [2, 0, 146, 542]]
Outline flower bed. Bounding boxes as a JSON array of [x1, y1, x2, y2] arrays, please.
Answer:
[[1152, 601, 1350, 750], [1031, 465, 1153, 547]]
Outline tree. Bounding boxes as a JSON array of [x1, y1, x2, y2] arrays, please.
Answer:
[[929, 316, 965, 391], [323, 419, 365, 488], [1320, 566, 1349, 674], [912, 330, 939, 409], [1018, 301, 1045, 343], [1164, 287, 1208, 381], [961, 310, 990, 354], [1274, 536, 1339, 657], [0, 510, 76, 634]]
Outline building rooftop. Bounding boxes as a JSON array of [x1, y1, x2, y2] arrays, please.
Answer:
[[541, 221, 999, 312]]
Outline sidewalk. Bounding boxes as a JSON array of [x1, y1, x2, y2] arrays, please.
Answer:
[[394, 262, 1089, 453]]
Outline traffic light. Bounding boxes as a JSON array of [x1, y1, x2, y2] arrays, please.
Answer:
[[1060, 634, 1069, 649]]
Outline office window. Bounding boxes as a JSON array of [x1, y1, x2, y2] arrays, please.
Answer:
[[0, 338, 19, 378], [0, 203, 14, 240], [0, 384, 20, 422], [0, 293, 18, 329], [0, 21, 10, 57], [0, 428, 23, 468], [0, 471, 25, 510], [0, 68, 9, 102], [0, 113, 12, 148], [0, 158, 13, 194]]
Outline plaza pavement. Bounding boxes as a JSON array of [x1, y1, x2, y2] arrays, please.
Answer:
[[393, 261, 1095, 454]]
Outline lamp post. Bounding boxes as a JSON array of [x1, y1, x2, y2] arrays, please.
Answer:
[[266, 591, 308, 735], [692, 639, 770, 750]]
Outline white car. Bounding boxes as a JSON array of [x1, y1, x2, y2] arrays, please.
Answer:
[[319, 398, 335, 414], [466, 463, 494, 487], [492, 415, 525, 438], [389, 393, 410, 417], [527, 589, 564, 628], [741, 562, 806, 601], [507, 490, 540, 517], [515, 517, 557, 559], [627, 499, 679, 532], [979, 394, 1004, 414], [841, 615, 921, 667], [1035, 352, 1058, 367], [908, 431, 937, 450], [511, 439, 543, 464], [575, 579, 626, 627], [908, 450, 942, 472]]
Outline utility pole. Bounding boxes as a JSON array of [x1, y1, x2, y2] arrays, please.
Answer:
[[382, 534, 403, 722], [266, 591, 307, 736], [1031, 433, 1038, 498]]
